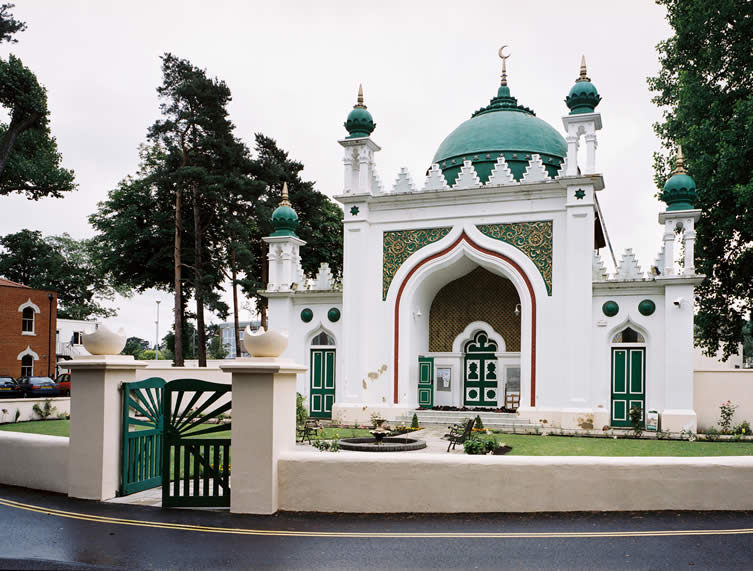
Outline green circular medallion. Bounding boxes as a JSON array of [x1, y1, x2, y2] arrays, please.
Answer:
[[602, 300, 619, 317], [638, 299, 656, 316], [300, 308, 313, 323], [327, 307, 341, 323]]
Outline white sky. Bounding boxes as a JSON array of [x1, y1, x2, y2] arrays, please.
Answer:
[[1, 0, 672, 344]]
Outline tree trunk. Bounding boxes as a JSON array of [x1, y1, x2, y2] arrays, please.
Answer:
[[173, 187, 184, 367], [231, 248, 242, 358], [193, 182, 207, 367], [0, 111, 41, 177]]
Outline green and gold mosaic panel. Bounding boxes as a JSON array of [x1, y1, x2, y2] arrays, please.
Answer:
[[383, 227, 451, 299], [476, 221, 553, 295]]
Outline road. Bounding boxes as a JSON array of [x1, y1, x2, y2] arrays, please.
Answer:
[[0, 485, 752, 569]]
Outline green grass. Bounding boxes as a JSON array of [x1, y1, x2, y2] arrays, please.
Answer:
[[314, 427, 373, 439], [0, 419, 70, 437], [490, 433, 753, 456]]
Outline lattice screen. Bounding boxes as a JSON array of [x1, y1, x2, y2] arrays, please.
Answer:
[[429, 267, 521, 352]]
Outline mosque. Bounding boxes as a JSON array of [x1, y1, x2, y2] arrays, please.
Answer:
[[261, 49, 701, 432]]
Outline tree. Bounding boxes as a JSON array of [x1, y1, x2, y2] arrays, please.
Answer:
[[207, 324, 228, 360], [0, 229, 117, 319], [0, 4, 75, 197], [649, 0, 753, 359], [122, 337, 150, 358]]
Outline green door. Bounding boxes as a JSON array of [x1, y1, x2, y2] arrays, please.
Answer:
[[418, 356, 434, 408], [310, 349, 335, 418], [464, 331, 499, 407], [611, 348, 645, 427]]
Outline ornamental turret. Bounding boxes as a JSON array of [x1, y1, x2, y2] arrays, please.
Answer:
[[339, 85, 382, 195], [344, 84, 376, 138], [660, 146, 697, 211], [270, 182, 299, 237], [264, 182, 305, 291], [565, 56, 602, 114]]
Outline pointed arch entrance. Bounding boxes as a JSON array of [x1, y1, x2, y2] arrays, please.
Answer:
[[391, 231, 539, 408], [309, 330, 336, 418], [610, 325, 646, 427]]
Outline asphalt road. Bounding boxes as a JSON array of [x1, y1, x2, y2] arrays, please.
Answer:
[[1, 485, 752, 569]]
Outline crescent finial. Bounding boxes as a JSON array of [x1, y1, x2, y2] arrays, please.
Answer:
[[498, 45, 510, 86]]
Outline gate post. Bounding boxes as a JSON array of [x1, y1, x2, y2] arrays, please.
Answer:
[[65, 355, 148, 500], [220, 358, 306, 514]]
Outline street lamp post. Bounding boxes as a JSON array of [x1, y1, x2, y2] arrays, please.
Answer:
[[155, 300, 161, 360]]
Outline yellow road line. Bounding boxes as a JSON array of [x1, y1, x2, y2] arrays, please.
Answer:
[[1, 497, 752, 539]]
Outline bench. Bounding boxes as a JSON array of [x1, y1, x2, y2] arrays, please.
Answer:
[[446, 418, 475, 451], [297, 419, 322, 444]]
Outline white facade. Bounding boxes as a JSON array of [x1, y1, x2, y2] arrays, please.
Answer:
[[56, 318, 100, 361], [261, 58, 702, 432]]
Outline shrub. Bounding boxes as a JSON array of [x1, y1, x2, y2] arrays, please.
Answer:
[[474, 415, 484, 430], [734, 420, 751, 436], [463, 437, 486, 455], [719, 400, 737, 434], [295, 393, 307, 429], [629, 406, 643, 438], [411, 413, 419, 429], [704, 426, 721, 441], [32, 399, 57, 420]]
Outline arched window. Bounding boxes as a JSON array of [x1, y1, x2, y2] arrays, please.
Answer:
[[612, 327, 645, 343], [22, 307, 34, 333], [21, 355, 33, 377], [311, 332, 335, 346]]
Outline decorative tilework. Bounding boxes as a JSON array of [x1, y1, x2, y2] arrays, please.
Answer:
[[476, 221, 553, 295], [382, 227, 451, 298]]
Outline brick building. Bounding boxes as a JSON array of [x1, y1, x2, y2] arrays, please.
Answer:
[[0, 278, 57, 378]]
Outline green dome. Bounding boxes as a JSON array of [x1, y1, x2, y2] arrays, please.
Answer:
[[344, 85, 375, 139], [660, 147, 697, 211], [662, 173, 697, 211], [565, 80, 601, 114], [270, 183, 299, 237], [432, 85, 566, 184]]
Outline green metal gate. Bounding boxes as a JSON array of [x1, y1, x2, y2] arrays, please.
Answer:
[[120, 377, 165, 496], [162, 379, 232, 508], [463, 331, 499, 407], [418, 356, 434, 408]]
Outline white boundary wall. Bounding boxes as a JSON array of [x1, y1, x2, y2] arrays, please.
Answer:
[[695, 369, 753, 430], [0, 432, 69, 494], [279, 451, 753, 513], [0, 397, 70, 423]]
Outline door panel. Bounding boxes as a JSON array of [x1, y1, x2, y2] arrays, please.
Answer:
[[310, 349, 335, 418], [418, 357, 434, 408], [611, 347, 645, 427]]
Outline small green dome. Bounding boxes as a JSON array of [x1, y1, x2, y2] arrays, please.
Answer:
[[432, 85, 566, 184], [565, 57, 601, 115], [566, 81, 601, 114], [344, 85, 375, 139], [270, 182, 299, 237], [661, 147, 697, 211], [602, 300, 619, 317]]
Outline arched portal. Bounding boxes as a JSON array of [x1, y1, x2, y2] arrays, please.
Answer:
[[308, 329, 336, 419], [391, 231, 539, 409], [610, 325, 647, 427]]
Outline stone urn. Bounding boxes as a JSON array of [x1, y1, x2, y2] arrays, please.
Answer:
[[82, 325, 126, 355], [242, 326, 288, 358]]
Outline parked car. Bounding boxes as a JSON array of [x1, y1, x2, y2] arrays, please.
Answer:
[[55, 373, 71, 396], [0, 375, 24, 399], [15, 376, 62, 398]]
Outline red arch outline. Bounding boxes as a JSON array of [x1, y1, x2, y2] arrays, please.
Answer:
[[392, 232, 537, 407]]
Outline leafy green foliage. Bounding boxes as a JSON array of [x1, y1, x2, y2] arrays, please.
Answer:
[[0, 4, 75, 197], [0, 229, 117, 319], [629, 406, 644, 438], [474, 414, 484, 430], [296, 393, 307, 429], [122, 336, 151, 358], [649, 0, 753, 359], [411, 413, 419, 429], [207, 331, 228, 359], [0, 3, 25, 44]]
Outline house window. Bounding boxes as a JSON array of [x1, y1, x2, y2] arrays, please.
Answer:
[[22, 307, 34, 333], [612, 327, 645, 343], [312, 332, 335, 346], [72, 331, 83, 345], [21, 355, 33, 377]]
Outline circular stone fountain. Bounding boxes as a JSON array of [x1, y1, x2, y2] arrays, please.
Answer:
[[338, 418, 427, 452]]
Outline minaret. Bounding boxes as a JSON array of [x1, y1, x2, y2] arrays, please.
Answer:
[[562, 56, 603, 175], [263, 182, 306, 292], [339, 85, 382, 195]]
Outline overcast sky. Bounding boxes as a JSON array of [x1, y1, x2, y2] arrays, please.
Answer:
[[2, 1, 673, 344]]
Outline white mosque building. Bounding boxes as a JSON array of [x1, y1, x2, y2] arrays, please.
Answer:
[[261, 51, 701, 433]]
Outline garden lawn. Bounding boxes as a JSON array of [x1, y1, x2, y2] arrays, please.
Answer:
[[316, 427, 373, 439], [491, 433, 753, 456], [0, 420, 70, 437]]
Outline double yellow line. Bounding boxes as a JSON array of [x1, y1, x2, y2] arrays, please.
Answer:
[[1, 497, 752, 539]]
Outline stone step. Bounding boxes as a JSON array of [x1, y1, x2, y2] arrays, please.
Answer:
[[399, 409, 540, 429]]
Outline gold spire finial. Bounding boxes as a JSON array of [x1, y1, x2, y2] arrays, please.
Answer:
[[577, 55, 590, 82], [498, 45, 511, 86], [672, 145, 687, 175], [354, 84, 367, 109], [279, 181, 291, 207]]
